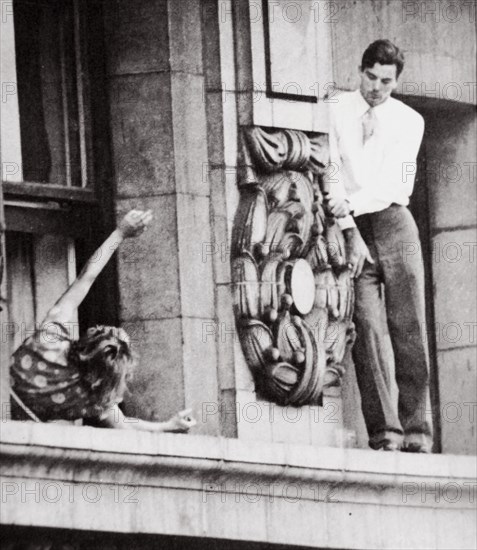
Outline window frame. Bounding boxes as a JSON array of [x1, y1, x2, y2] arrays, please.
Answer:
[[1, 0, 118, 338], [1, 0, 110, 240]]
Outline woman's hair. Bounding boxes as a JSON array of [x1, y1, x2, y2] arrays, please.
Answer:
[[361, 39, 405, 78], [69, 326, 138, 407]]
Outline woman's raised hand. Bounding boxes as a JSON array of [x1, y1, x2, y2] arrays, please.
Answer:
[[118, 209, 153, 238]]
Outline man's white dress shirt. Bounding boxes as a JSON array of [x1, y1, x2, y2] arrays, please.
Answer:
[[328, 90, 425, 229]]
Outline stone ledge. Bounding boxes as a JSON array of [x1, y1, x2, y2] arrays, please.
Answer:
[[1, 421, 476, 549], [1, 421, 475, 481]]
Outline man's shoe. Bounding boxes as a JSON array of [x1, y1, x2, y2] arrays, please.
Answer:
[[381, 442, 400, 451], [402, 442, 430, 453], [370, 433, 403, 451]]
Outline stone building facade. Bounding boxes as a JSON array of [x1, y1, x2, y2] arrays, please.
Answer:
[[1, 1, 476, 548]]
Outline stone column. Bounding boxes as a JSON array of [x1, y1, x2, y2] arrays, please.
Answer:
[[103, 0, 219, 434]]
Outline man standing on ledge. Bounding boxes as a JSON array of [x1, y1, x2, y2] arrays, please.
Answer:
[[328, 39, 433, 452]]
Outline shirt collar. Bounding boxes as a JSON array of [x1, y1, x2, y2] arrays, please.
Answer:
[[353, 89, 394, 119], [353, 90, 370, 118]]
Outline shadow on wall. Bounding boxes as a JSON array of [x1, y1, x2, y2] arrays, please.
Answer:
[[400, 94, 477, 456]]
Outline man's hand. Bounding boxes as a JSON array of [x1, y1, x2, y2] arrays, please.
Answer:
[[167, 408, 197, 433], [118, 209, 153, 238], [343, 227, 374, 278], [328, 198, 352, 218]]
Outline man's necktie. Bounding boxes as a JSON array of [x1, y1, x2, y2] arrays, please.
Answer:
[[362, 108, 376, 144]]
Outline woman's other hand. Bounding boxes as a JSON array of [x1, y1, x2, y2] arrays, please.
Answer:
[[167, 408, 197, 433]]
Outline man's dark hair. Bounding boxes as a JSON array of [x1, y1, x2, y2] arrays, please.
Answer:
[[361, 39, 405, 78]]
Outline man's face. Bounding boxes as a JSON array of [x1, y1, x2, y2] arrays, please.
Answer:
[[359, 63, 398, 107]]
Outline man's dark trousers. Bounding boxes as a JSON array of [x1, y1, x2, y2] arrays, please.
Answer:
[[352, 204, 433, 450]]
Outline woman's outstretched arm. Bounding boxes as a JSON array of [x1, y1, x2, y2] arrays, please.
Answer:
[[99, 404, 197, 433], [43, 209, 152, 326]]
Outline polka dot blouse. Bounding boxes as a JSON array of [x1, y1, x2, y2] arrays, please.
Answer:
[[10, 322, 112, 421]]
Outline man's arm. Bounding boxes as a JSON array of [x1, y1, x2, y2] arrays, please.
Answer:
[[327, 104, 356, 230], [327, 105, 373, 277], [43, 210, 152, 327]]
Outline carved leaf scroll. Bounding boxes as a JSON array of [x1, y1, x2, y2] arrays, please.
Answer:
[[232, 126, 356, 405]]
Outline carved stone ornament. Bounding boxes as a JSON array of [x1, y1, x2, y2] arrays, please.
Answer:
[[231, 126, 356, 406]]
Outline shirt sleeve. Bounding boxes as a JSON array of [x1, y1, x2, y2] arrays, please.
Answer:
[[328, 103, 356, 230], [347, 113, 425, 217]]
